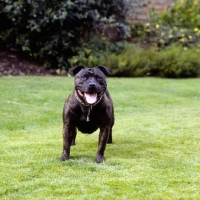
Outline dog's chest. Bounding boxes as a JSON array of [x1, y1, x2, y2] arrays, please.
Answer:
[[76, 111, 99, 134], [79, 106, 96, 122], [79, 110, 90, 122]]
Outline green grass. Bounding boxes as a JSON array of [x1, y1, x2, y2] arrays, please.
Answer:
[[0, 76, 200, 200]]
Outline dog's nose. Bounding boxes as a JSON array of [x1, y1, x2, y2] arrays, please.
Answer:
[[89, 83, 96, 88]]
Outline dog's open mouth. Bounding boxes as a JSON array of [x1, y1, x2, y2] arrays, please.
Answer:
[[78, 90, 104, 104]]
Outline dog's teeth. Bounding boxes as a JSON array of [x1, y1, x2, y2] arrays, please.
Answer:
[[78, 90, 84, 96]]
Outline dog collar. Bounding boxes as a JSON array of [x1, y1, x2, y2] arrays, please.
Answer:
[[74, 90, 103, 122]]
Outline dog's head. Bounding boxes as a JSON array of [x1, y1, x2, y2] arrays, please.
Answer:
[[69, 66, 111, 105]]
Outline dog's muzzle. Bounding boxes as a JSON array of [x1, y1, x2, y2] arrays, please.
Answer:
[[74, 90, 105, 122]]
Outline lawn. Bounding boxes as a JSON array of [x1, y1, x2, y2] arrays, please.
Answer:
[[0, 76, 200, 200]]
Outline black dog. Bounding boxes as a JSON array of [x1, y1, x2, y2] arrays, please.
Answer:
[[60, 65, 114, 163]]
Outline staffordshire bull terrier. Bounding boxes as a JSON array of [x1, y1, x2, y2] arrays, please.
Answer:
[[60, 65, 114, 163]]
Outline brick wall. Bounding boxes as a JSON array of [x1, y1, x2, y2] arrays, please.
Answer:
[[126, 0, 175, 24]]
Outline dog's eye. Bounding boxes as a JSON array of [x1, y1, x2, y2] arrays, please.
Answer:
[[96, 75, 102, 80], [81, 76, 86, 80]]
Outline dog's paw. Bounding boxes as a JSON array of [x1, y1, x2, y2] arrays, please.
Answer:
[[96, 154, 105, 163], [60, 154, 69, 161]]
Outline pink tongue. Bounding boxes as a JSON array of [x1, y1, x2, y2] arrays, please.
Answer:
[[84, 93, 97, 104]]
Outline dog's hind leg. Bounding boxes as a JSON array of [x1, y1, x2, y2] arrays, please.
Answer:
[[107, 112, 114, 144], [71, 129, 77, 146], [107, 129, 112, 144]]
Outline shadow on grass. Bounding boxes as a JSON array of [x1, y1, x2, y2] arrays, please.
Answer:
[[58, 154, 96, 163], [58, 138, 167, 164]]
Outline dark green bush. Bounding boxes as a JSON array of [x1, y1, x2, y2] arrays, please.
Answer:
[[0, 0, 129, 69], [70, 37, 125, 67], [150, 45, 200, 78], [71, 43, 200, 78]]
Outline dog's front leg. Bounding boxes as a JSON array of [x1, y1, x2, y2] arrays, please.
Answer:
[[96, 127, 110, 163], [60, 123, 76, 161]]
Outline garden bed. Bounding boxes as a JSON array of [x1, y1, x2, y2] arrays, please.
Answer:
[[0, 51, 56, 76]]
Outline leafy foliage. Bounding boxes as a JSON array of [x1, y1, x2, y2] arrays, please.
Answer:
[[159, 0, 200, 28], [1, 0, 200, 78], [70, 37, 125, 67], [70, 0, 200, 78], [145, 0, 200, 48], [0, 0, 129, 69], [71, 43, 200, 78]]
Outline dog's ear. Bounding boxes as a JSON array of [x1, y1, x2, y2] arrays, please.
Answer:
[[68, 66, 86, 75], [97, 66, 111, 76]]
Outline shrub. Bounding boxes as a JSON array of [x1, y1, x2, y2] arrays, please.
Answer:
[[150, 45, 200, 78], [0, 0, 129, 69], [145, 0, 200, 49], [159, 0, 200, 28], [70, 37, 125, 67], [70, 42, 200, 78]]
